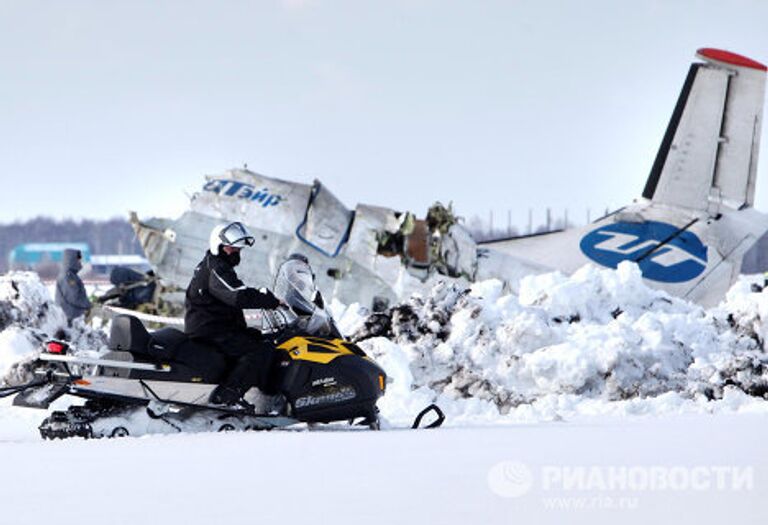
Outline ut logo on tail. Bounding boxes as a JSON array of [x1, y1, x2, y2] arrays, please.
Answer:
[[579, 221, 708, 283]]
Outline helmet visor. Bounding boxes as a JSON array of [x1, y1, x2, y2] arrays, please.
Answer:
[[219, 222, 255, 248]]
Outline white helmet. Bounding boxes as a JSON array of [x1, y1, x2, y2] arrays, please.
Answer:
[[209, 222, 255, 255]]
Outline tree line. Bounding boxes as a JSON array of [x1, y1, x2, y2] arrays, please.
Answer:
[[0, 217, 142, 273]]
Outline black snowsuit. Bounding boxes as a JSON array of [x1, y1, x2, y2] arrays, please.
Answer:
[[184, 251, 281, 397], [55, 249, 91, 324]]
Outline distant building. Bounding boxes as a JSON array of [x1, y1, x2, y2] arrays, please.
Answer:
[[8, 242, 91, 270]]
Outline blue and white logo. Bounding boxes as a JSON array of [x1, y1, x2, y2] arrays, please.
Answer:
[[203, 179, 283, 208], [580, 221, 708, 283]]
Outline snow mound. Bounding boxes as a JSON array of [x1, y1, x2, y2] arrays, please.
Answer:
[[0, 272, 106, 384], [351, 262, 768, 425], [0, 272, 65, 335]]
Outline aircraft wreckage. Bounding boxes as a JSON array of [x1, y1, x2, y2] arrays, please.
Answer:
[[131, 49, 768, 310], [130, 168, 482, 311]]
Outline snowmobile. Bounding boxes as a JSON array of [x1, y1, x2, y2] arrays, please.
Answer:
[[3, 256, 444, 439]]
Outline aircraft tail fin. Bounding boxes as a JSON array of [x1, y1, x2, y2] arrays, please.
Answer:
[[642, 48, 766, 213]]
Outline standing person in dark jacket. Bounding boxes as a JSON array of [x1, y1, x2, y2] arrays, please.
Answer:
[[185, 221, 282, 405], [55, 249, 91, 325]]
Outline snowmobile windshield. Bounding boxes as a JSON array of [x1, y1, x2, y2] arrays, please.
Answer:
[[219, 222, 255, 248], [273, 258, 317, 316], [272, 257, 340, 338], [303, 307, 336, 337]]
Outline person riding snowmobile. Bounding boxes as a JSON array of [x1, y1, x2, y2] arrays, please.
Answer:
[[184, 221, 282, 405]]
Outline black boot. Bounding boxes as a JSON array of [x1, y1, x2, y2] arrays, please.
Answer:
[[208, 385, 244, 406]]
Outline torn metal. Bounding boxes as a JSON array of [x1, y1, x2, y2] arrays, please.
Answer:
[[131, 169, 481, 310]]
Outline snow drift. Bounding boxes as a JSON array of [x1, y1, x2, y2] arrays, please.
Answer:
[[346, 262, 768, 425]]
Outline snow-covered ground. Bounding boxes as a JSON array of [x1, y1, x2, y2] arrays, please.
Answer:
[[0, 267, 767, 523], [0, 412, 763, 525]]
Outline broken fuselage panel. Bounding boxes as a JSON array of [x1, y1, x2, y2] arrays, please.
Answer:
[[131, 169, 479, 310]]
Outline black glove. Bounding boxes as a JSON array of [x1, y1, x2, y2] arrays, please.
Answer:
[[260, 289, 281, 310]]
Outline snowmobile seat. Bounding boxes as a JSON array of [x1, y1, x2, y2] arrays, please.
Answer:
[[148, 327, 187, 360], [109, 315, 151, 355], [130, 335, 227, 383], [109, 315, 226, 383]]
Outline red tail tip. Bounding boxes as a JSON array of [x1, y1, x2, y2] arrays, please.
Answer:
[[697, 48, 767, 72]]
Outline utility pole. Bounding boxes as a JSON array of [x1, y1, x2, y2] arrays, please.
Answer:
[[527, 209, 533, 235], [489, 210, 494, 237]]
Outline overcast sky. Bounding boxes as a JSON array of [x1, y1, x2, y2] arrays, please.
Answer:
[[1, 0, 768, 230]]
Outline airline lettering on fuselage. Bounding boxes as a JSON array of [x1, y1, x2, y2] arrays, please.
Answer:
[[579, 221, 708, 283], [203, 179, 283, 207]]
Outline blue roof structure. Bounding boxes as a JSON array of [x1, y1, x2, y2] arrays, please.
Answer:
[[8, 243, 91, 267]]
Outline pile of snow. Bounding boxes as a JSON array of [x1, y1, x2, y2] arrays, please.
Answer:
[[346, 262, 768, 425], [0, 272, 106, 385], [0, 272, 66, 334]]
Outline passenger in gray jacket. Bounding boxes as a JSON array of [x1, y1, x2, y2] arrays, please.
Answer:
[[55, 249, 91, 324]]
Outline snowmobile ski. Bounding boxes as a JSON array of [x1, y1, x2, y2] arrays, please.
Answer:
[[411, 404, 445, 429]]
